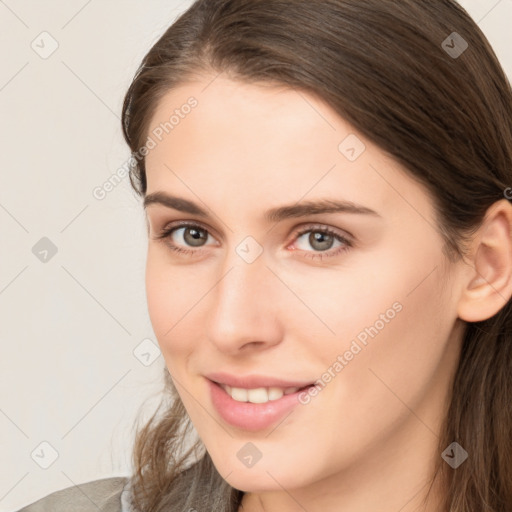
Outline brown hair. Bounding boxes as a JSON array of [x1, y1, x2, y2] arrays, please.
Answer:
[[121, 1, 512, 510]]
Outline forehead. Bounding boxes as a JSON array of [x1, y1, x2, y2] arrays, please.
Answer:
[[143, 75, 433, 225], [146, 76, 340, 168]]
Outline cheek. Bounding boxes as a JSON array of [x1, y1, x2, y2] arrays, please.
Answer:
[[314, 250, 454, 431], [145, 248, 204, 361], [266, 258, 456, 477], [296, 236, 449, 356], [288, 239, 454, 407]]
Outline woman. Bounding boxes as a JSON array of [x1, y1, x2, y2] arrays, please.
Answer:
[[20, 0, 512, 510]]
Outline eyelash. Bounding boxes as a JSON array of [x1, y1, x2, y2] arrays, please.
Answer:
[[154, 221, 353, 260]]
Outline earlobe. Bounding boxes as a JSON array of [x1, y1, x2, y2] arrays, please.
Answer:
[[457, 199, 512, 323]]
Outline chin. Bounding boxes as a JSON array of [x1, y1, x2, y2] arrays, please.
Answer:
[[207, 448, 313, 493], [221, 467, 293, 493]]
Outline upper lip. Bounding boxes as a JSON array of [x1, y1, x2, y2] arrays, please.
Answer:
[[206, 372, 314, 389]]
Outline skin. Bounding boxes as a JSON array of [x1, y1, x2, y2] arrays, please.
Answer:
[[143, 74, 512, 512]]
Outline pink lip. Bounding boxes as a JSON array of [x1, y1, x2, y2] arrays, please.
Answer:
[[206, 375, 314, 431], [205, 372, 313, 389]]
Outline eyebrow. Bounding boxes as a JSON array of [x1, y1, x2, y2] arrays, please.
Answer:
[[143, 191, 380, 222]]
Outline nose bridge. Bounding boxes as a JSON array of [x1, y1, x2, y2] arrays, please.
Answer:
[[215, 250, 268, 323], [206, 245, 281, 351]]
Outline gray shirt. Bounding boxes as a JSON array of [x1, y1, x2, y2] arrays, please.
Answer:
[[17, 477, 130, 512]]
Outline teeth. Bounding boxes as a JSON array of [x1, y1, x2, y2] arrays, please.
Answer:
[[221, 384, 301, 403], [247, 388, 268, 404], [268, 387, 284, 400], [231, 387, 248, 402]]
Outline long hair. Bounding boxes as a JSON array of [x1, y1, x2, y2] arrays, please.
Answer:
[[121, 1, 512, 510]]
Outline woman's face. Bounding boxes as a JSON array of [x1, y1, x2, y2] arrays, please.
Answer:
[[143, 75, 465, 496]]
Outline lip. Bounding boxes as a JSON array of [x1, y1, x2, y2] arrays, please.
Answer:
[[206, 374, 315, 431], [205, 372, 314, 389]]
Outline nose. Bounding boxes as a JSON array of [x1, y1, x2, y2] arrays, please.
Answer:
[[205, 251, 284, 354]]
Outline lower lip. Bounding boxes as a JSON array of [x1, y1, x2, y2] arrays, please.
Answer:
[[208, 379, 311, 431]]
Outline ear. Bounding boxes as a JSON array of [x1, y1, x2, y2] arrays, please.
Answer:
[[457, 199, 512, 322]]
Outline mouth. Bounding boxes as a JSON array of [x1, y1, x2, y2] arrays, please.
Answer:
[[206, 376, 316, 431], [217, 382, 312, 404]]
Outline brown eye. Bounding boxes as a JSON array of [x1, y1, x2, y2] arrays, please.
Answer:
[[182, 226, 208, 247], [296, 230, 340, 252], [292, 226, 352, 258], [156, 224, 215, 252], [308, 231, 335, 251]]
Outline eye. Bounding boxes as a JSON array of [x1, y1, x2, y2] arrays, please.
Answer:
[[154, 222, 217, 255], [154, 222, 353, 260], [290, 225, 353, 259], [173, 226, 210, 247]]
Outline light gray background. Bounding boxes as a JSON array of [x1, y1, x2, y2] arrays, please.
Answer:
[[0, 0, 511, 510]]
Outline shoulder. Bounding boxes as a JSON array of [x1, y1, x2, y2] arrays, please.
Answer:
[[17, 476, 129, 512]]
